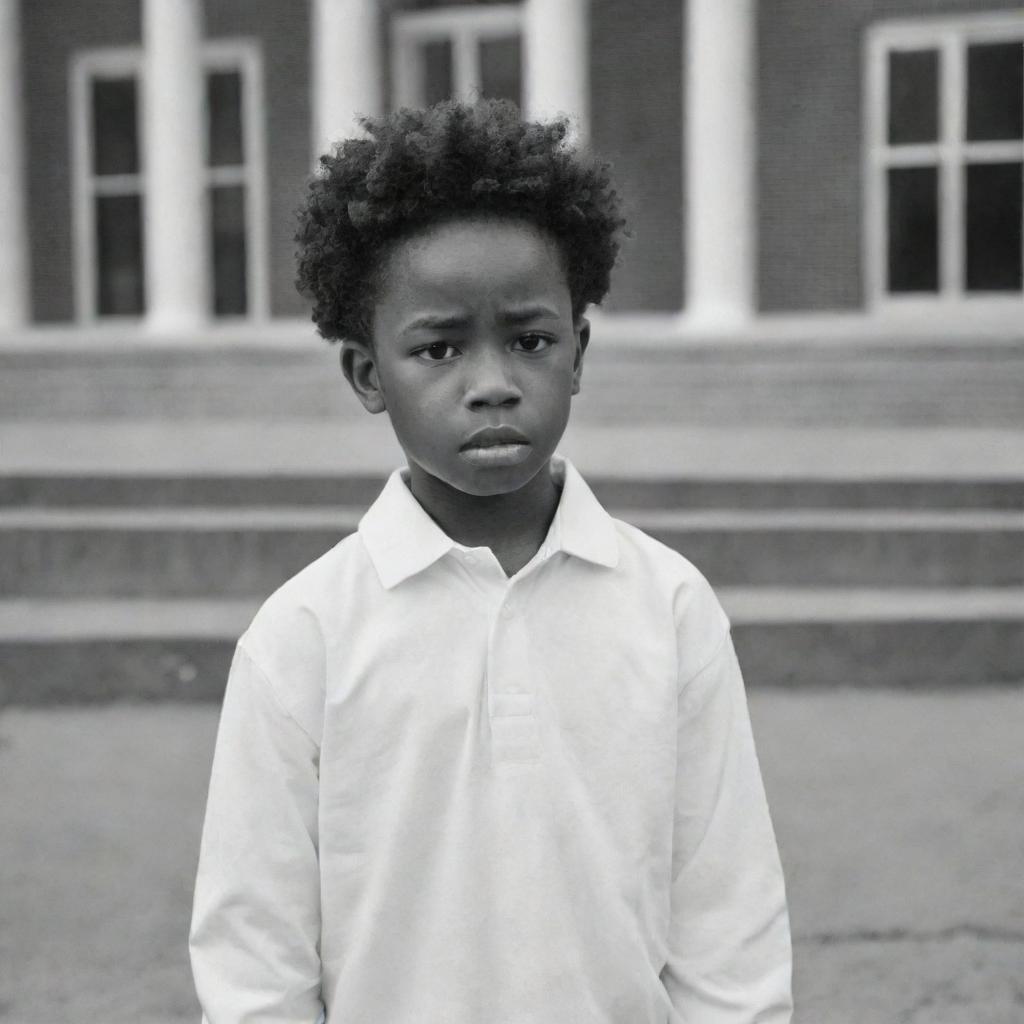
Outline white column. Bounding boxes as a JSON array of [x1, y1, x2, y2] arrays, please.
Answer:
[[524, 0, 589, 141], [142, 0, 207, 332], [684, 0, 755, 327], [0, 0, 28, 329], [312, 0, 382, 164]]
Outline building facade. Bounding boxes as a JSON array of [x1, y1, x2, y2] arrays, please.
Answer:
[[1, 0, 1023, 339]]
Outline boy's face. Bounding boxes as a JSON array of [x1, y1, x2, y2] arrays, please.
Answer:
[[342, 217, 588, 498]]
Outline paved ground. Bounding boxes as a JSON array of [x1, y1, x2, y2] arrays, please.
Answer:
[[1, 689, 1021, 1023]]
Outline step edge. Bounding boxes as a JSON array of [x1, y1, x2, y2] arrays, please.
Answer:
[[2, 508, 1022, 530], [2, 590, 1023, 640]]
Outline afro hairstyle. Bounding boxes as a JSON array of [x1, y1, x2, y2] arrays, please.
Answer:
[[294, 99, 625, 344]]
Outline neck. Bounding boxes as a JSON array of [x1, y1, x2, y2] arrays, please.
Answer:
[[407, 462, 560, 573]]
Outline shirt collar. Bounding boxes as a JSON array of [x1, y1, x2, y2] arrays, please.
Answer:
[[358, 454, 620, 590]]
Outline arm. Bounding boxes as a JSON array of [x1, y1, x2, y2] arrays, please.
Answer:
[[660, 633, 793, 1023], [189, 642, 325, 1024]]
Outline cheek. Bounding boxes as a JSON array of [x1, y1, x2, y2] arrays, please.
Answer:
[[383, 371, 453, 428], [530, 360, 577, 402]]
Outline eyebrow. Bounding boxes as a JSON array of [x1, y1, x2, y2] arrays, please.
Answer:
[[402, 314, 470, 333], [402, 306, 561, 333], [500, 305, 561, 325]]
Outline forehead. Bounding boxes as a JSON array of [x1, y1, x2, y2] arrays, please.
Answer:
[[378, 218, 570, 313]]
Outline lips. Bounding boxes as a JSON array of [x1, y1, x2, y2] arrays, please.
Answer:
[[459, 426, 530, 451]]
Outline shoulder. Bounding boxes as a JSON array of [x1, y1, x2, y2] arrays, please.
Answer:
[[235, 532, 370, 734], [610, 516, 732, 682], [244, 531, 366, 642]]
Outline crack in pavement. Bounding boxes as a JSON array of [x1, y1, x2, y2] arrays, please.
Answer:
[[794, 924, 1024, 946]]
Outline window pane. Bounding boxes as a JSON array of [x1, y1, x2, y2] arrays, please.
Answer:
[[887, 166, 939, 293], [965, 162, 1023, 291], [888, 49, 940, 145], [211, 185, 248, 316], [421, 39, 453, 106], [966, 41, 1023, 141], [95, 194, 144, 315], [207, 70, 244, 167], [92, 77, 139, 176], [479, 35, 521, 106]]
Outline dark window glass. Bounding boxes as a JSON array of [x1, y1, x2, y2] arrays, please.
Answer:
[[887, 166, 939, 292], [966, 41, 1023, 141], [92, 77, 139, 176], [421, 39, 453, 106], [95, 194, 144, 315], [211, 185, 248, 316], [479, 35, 521, 106], [888, 49, 940, 145], [965, 161, 1023, 291], [207, 71, 244, 167]]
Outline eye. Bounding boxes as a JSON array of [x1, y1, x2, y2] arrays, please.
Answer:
[[414, 342, 459, 362], [513, 333, 553, 354]]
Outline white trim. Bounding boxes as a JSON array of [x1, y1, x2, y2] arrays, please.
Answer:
[[391, 4, 522, 108], [70, 41, 269, 325], [869, 9, 1024, 41], [0, 318, 320, 350], [864, 13, 1024, 312], [590, 305, 1024, 347], [393, 5, 522, 39]]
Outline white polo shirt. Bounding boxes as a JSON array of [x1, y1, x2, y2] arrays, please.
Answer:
[[189, 455, 792, 1024]]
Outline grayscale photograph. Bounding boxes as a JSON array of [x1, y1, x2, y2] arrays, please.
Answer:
[[0, 1, 1022, 1022]]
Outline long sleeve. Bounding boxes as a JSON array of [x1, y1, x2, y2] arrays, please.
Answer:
[[660, 633, 793, 1023], [189, 641, 325, 1024]]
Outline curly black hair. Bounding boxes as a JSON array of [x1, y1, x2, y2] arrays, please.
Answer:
[[294, 99, 625, 344]]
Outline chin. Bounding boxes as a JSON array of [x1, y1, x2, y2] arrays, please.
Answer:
[[452, 466, 539, 497], [419, 456, 549, 498]]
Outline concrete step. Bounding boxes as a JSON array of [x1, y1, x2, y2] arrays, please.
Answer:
[[2, 590, 1020, 703], [3, 506, 1022, 597], [3, 337, 1024, 426], [4, 472, 1024, 510]]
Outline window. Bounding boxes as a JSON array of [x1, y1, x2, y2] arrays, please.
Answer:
[[866, 15, 1024, 307], [71, 43, 267, 322], [203, 42, 269, 320], [392, 4, 523, 109], [72, 52, 146, 318]]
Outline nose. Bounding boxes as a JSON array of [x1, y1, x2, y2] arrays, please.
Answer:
[[463, 347, 522, 409]]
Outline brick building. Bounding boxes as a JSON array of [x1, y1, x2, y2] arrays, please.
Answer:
[[0, 1, 1022, 699], [2, 0, 1023, 337]]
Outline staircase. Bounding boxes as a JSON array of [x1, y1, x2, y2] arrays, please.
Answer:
[[1, 336, 1022, 703], [2, 470, 1022, 703]]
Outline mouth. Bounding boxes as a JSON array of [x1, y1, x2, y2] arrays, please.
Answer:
[[459, 426, 532, 468], [459, 426, 531, 452]]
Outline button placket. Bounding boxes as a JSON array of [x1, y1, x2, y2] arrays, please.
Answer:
[[487, 580, 540, 765]]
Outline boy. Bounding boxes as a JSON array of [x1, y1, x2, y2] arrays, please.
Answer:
[[189, 100, 792, 1023]]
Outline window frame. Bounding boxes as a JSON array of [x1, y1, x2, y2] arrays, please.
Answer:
[[71, 47, 146, 324], [391, 3, 523, 109], [864, 12, 1024, 313], [202, 39, 270, 322], [70, 40, 269, 324]]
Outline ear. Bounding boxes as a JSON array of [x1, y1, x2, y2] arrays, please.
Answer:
[[340, 341, 386, 414], [571, 316, 590, 396]]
